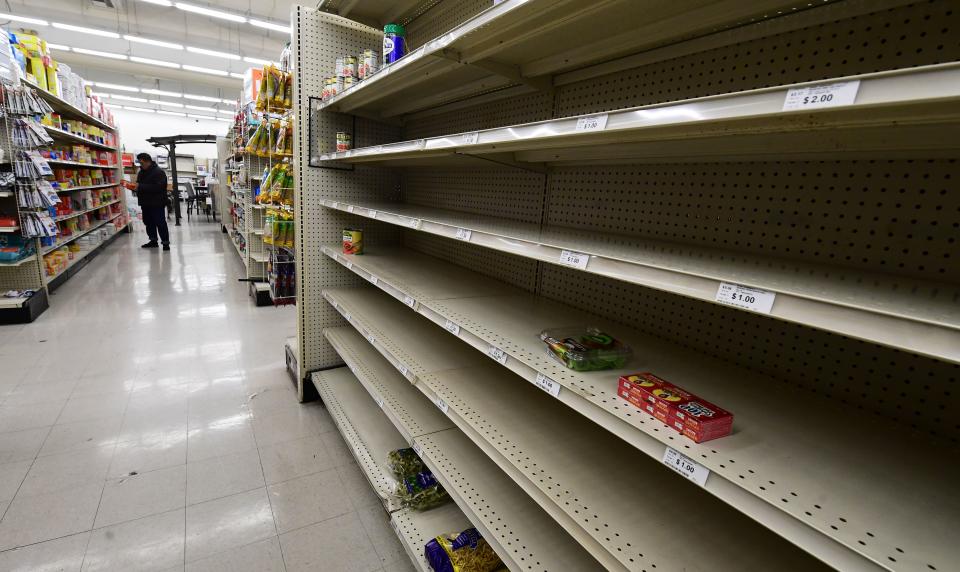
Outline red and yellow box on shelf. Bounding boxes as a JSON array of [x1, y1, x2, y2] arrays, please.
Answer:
[[617, 372, 733, 443]]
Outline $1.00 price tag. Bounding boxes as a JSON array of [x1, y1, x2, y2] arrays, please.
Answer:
[[347, 205, 354, 213], [715, 282, 776, 314], [782, 80, 860, 111], [368, 210, 377, 219], [444, 320, 460, 336], [454, 228, 472, 241], [558, 250, 589, 270], [487, 346, 508, 365], [398, 364, 408, 378], [662, 447, 710, 487], [408, 218, 422, 230], [462, 132, 479, 145], [534, 373, 562, 397], [435, 397, 449, 413], [374, 395, 384, 409], [402, 295, 417, 309], [575, 114, 609, 132]]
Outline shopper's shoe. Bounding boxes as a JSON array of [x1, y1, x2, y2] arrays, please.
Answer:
[[162, 244, 170, 251], [141, 241, 159, 248]]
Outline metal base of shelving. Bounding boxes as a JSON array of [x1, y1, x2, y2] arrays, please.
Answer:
[[47, 228, 128, 293], [0, 288, 48, 324], [250, 281, 272, 306]]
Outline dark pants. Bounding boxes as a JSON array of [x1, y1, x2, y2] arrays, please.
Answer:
[[142, 206, 170, 245]]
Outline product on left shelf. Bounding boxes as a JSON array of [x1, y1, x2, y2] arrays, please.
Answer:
[[387, 448, 451, 511]]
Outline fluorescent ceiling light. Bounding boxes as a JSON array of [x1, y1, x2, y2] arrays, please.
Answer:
[[72, 48, 127, 60], [157, 110, 186, 117], [104, 103, 122, 109], [46, 43, 70, 51], [188, 114, 216, 120], [228, 72, 244, 79], [100, 93, 148, 102], [215, 117, 232, 122], [183, 64, 228, 77], [184, 104, 215, 111], [217, 109, 234, 115], [248, 19, 290, 33], [183, 94, 220, 102], [141, 88, 181, 97], [221, 98, 234, 104], [93, 82, 139, 92], [149, 99, 184, 108], [139, 0, 173, 6], [52, 22, 120, 38], [174, 3, 246, 23], [187, 46, 240, 60], [130, 56, 181, 69], [124, 35, 183, 50], [123, 106, 156, 113], [242, 56, 272, 66], [0, 13, 49, 26]]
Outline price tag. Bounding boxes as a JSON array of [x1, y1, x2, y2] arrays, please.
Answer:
[[345, 261, 353, 270], [330, 201, 338, 209], [443, 320, 460, 336], [403, 295, 417, 309], [575, 114, 609, 132], [534, 372, 562, 397], [454, 228, 472, 241], [462, 132, 479, 145], [416, 139, 426, 150], [435, 397, 449, 413], [368, 209, 377, 219], [487, 346, 508, 365], [782, 80, 860, 111], [662, 447, 710, 487], [343, 311, 352, 322], [366, 332, 376, 345], [714, 282, 776, 314], [558, 250, 589, 270], [368, 274, 379, 286], [347, 205, 355, 213], [413, 442, 423, 456], [398, 364, 408, 378], [374, 395, 384, 409], [408, 218, 422, 230]]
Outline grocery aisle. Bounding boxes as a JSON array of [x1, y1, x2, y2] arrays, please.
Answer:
[[0, 221, 413, 572]]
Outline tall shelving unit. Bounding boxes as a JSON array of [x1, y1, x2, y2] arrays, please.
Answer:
[[292, 1, 960, 571]]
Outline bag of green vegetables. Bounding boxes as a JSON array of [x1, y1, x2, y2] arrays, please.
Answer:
[[387, 448, 450, 511]]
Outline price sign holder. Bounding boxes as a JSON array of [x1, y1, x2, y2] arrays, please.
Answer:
[[558, 249, 589, 270], [662, 447, 710, 486], [534, 372, 562, 397], [575, 114, 609, 132], [403, 295, 417, 309], [487, 346, 508, 365], [715, 282, 776, 314], [462, 132, 479, 145], [455, 228, 472, 241], [782, 80, 860, 111], [444, 320, 461, 336]]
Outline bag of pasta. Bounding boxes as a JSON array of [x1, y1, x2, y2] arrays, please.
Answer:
[[387, 448, 449, 511], [425, 528, 504, 572]]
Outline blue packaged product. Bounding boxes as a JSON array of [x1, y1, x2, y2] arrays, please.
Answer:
[[383, 23, 406, 64]]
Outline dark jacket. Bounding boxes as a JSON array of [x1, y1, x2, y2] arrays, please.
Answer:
[[136, 163, 168, 208]]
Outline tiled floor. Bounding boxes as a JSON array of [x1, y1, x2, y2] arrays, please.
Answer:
[[0, 221, 415, 572]]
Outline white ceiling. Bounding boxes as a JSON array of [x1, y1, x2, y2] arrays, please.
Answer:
[[1, 0, 304, 108]]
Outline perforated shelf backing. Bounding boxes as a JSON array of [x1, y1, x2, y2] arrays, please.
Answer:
[[293, 6, 403, 389], [403, 0, 490, 51]]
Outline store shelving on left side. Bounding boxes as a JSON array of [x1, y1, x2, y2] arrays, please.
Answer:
[[0, 31, 130, 324]]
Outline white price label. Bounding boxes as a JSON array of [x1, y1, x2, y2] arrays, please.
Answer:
[[715, 282, 776, 314], [413, 442, 423, 456], [435, 397, 449, 413], [575, 114, 609, 132], [347, 205, 355, 213], [416, 139, 426, 150], [368, 209, 377, 219], [408, 218, 422, 229], [462, 132, 479, 145], [330, 201, 338, 209], [782, 80, 860, 111], [368, 274, 379, 286], [454, 228, 472, 241], [487, 346, 508, 365], [558, 250, 589, 270], [343, 311, 352, 322], [403, 295, 417, 309], [366, 332, 376, 345], [345, 261, 353, 270], [444, 320, 460, 336], [374, 395, 384, 409], [662, 447, 710, 487], [534, 372, 562, 397], [398, 364, 408, 377]]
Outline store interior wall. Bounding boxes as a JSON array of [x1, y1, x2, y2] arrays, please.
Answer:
[[111, 108, 230, 162]]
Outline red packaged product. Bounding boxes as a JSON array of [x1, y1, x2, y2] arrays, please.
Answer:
[[617, 373, 733, 443]]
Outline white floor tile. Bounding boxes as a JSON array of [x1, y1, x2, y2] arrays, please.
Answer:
[[18, 444, 114, 497], [39, 417, 124, 457], [184, 487, 276, 562], [279, 512, 382, 572], [184, 536, 285, 572], [57, 392, 131, 425], [186, 448, 264, 505], [0, 401, 65, 433], [0, 481, 103, 550], [258, 434, 335, 485], [0, 426, 49, 464], [0, 530, 90, 572], [267, 469, 354, 534], [186, 418, 257, 464], [108, 431, 187, 479], [83, 508, 185, 572], [95, 464, 186, 528], [0, 459, 31, 502]]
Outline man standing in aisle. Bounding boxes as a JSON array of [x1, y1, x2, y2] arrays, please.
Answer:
[[130, 152, 171, 250]]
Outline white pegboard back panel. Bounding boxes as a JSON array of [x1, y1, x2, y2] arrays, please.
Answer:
[[403, 231, 538, 293], [401, 166, 547, 224], [404, 0, 491, 50]]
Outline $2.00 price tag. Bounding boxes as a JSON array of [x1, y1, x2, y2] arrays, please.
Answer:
[[782, 80, 860, 111], [454, 228, 472, 241], [715, 282, 776, 314], [462, 132, 479, 145], [444, 320, 460, 336], [662, 447, 710, 487], [534, 373, 562, 397], [558, 250, 589, 270], [575, 114, 609, 132], [487, 346, 508, 365]]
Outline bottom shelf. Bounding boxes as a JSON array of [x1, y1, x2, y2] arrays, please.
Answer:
[[391, 504, 472, 572]]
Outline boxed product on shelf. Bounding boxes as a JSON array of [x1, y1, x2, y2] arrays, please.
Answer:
[[618, 373, 733, 443]]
